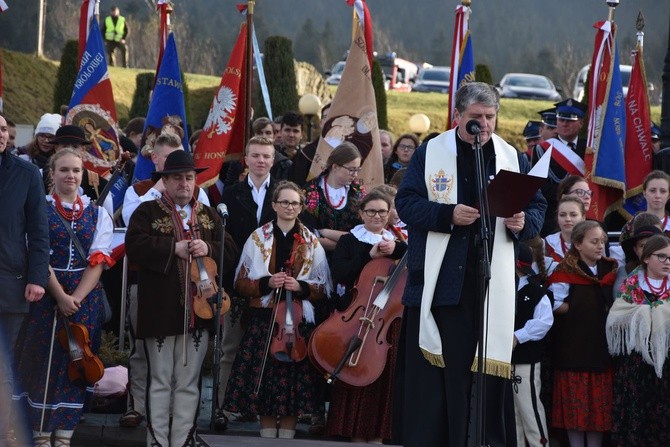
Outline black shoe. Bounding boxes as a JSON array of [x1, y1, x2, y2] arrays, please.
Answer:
[[214, 410, 228, 431], [119, 410, 144, 428]]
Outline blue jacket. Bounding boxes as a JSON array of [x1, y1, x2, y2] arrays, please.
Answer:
[[0, 152, 50, 313], [396, 137, 546, 308]]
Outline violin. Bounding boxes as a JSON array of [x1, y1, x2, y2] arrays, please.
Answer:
[[188, 224, 230, 320], [190, 255, 230, 319], [270, 266, 307, 363], [308, 254, 407, 387], [57, 312, 105, 386]]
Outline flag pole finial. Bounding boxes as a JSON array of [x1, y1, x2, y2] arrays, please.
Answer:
[[461, 0, 471, 6], [606, 0, 619, 21], [635, 11, 645, 32]]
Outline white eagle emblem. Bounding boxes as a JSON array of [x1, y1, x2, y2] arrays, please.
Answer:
[[204, 86, 237, 137]]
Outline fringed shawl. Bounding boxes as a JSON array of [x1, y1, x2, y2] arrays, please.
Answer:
[[607, 267, 670, 378], [235, 221, 332, 323]]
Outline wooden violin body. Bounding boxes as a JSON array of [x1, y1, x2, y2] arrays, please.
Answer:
[[57, 314, 104, 386], [271, 290, 307, 363], [308, 255, 407, 388], [190, 256, 230, 320]]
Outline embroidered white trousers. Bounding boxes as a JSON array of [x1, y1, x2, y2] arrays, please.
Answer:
[[513, 362, 549, 447], [144, 331, 208, 447]]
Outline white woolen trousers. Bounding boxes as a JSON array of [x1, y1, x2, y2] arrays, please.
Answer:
[[144, 331, 208, 447], [513, 362, 549, 447], [216, 313, 244, 406], [126, 285, 146, 415]]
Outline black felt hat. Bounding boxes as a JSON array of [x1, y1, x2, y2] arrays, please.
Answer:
[[49, 125, 91, 145], [151, 150, 206, 182]]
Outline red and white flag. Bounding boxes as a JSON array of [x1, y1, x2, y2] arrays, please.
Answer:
[[155, 0, 171, 78], [584, 20, 626, 221], [347, 0, 374, 70], [0, 1, 8, 12], [446, 4, 471, 128], [194, 21, 248, 187], [78, 0, 97, 65]]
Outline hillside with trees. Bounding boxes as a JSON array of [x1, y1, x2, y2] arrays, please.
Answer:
[[1, 0, 667, 102]]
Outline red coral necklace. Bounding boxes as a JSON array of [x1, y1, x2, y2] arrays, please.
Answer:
[[323, 175, 346, 209], [53, 193, 84, 221], [644, 271, 669, 296]]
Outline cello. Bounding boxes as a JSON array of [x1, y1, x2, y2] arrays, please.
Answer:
[[308, 254, 407, 388]]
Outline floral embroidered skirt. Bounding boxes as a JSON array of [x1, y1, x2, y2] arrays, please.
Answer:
[[552, 368, 613, 432], [611, 353, 670, 446], [223, 307, 320, 417]]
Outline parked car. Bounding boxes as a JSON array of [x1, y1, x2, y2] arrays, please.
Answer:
[[325, 61, 346, 85], [572, 64, 635, 101], [496, 73, 562, 101], [412, 66, 451, 93]]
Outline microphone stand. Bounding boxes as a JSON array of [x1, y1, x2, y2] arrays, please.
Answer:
[[472, 128, 492, 447], [210, 214, 228, 431]]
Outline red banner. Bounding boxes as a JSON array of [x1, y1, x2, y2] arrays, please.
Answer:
[[194, 22, 248, 187], [623, 43, 653, 198]]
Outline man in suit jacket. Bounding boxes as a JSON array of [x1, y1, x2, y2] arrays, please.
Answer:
[[0, 114, 50, 446], [214, 135, 278, 430]]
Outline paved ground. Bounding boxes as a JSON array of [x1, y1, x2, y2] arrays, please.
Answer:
[[70, 376, 345, 447]]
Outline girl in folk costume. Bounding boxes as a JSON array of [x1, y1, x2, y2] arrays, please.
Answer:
[[224, 181, 331, 439], [14, 148, 114, 447], [613, 212, 663, 293], [619, 170, 670, 246], [548, 220, 618, 447], [544, 196, 586, 275], [325, 189, 408, 444], [301, 142, 364, 252], [607, 235, 670, 445]]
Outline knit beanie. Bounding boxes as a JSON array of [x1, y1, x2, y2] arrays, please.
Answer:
[[34, 113, 62, 136]]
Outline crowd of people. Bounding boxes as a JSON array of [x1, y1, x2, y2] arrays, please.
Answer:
[[0, 79, 669, 447]]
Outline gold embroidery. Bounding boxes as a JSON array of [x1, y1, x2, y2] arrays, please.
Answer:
[[251, 231, 272, 262], [151, 216, 174, 234], [198, 213, 215, 230]]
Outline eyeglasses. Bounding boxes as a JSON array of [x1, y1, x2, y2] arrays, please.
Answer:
[[397, 144, 416, 152], [651, 253, 670, 264], [567, 188, 593, 198], [339, 165, 362, 175], [275, 200, 303, 209], [362, 209, 389, 217]]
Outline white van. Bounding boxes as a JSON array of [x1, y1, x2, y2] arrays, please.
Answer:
[[572, 64, 632, 101]]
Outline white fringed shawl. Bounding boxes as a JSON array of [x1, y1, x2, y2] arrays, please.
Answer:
[[234, 221, 332, 323], [607, 267, 670, 378]]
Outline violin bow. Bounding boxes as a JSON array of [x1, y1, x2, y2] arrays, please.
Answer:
[[183, 225, 197, 367], [39, 309, 59, 434], [254, 269, 284, 395]]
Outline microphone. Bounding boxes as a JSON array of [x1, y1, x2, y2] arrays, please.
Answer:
[[465, 120, 481, 135], [216, 203, 229, 219]]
